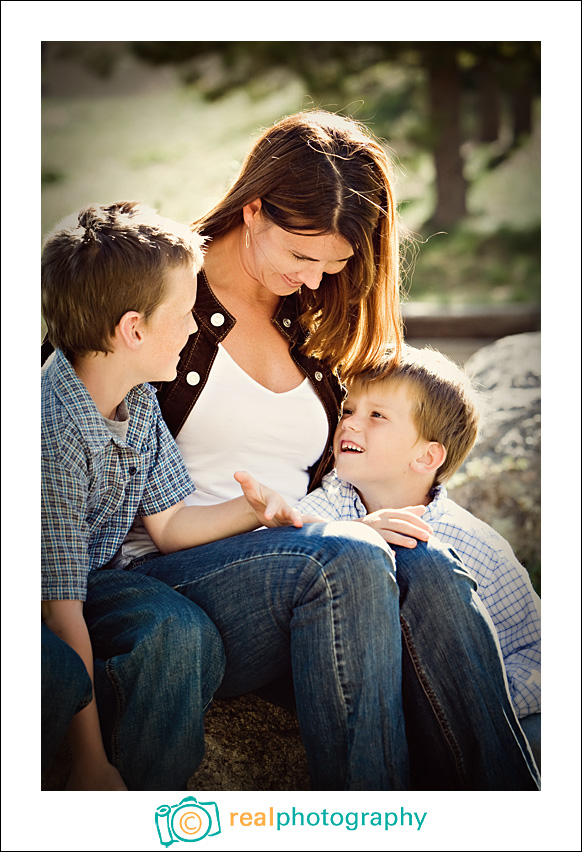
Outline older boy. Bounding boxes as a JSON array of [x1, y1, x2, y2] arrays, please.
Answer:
[[42, 202, 303, 790], [296, 345, 541, 766]]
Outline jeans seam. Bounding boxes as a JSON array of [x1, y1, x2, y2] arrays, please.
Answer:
[[400, 613, 468, 786], [165, 548, 329, 588], [104, 658, 125, 771], [320, 564, 349, 718]]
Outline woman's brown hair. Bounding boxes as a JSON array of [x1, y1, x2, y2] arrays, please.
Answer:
[[194, 110, 404, 378]]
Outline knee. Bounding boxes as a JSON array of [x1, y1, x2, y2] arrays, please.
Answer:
[[394, 535, 477, 601], [42, 623, 92, 710], [144, 600, 226, 685], [299, 521, 398, 600]]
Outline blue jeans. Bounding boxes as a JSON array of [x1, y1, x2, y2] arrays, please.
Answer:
[[130, 522, 540, 791], [42, 622, 92, 771], [520, 712, 541, 772], [82, 569, 225, 790], [394, 540, 540, 790]]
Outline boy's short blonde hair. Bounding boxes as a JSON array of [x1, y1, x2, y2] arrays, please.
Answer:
[[350, 345, 481, 486], [42, 201, 204, 359]]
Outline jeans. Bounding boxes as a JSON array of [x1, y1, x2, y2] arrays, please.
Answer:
[[82, 569, 225, 790], [130, 522, 540, 791], [42, 622, 92, 771], [520, 712, 541, 772], [394, 540, 540, 790]]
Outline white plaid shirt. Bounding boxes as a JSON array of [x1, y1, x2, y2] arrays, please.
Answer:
[[42, 349, 195, 601], [296, 471, 541, 719]]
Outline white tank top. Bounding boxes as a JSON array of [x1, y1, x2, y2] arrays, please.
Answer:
[[116, 344, 329, 566], [178, 344, 328, 505]]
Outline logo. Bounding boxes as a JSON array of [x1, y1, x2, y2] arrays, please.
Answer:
[[155, 796, 221, 846]]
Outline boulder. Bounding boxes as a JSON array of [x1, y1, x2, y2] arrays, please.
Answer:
[[446, 332, 541, 591]]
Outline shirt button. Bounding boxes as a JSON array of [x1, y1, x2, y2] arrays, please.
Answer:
[[282, 318, 292, 328], [186, 371, 200, 386], [128, 466, 137, 476], [210, 313, 225, 327], [314, 371, 323, 381]]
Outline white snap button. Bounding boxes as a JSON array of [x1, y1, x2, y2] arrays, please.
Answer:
[[210, 313, 225, 327], [282, 318, 292, 328], [186, 371, 200, 386], [314, 371, 323, 381]]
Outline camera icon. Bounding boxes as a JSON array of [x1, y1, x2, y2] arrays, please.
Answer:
[[155, 796, 221, 846]]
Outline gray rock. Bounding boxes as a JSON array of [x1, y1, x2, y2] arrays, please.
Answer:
[[447, 332, 541, 590]]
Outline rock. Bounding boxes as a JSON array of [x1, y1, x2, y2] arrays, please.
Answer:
[[447, 332, 541, 591], [189, 694, 310, 791]]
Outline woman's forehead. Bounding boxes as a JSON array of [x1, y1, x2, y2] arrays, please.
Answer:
[[274, 227, 354, 260]]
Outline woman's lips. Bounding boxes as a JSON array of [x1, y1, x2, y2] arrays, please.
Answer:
[[283, 274, 302, 288]]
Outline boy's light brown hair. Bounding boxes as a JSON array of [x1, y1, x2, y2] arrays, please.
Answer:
[[42, 201, 204, 360], [350, 345, 482, 487]]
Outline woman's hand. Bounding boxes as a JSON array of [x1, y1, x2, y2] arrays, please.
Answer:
[[234, 471, 303, 529], [356, 505, 432, 548]]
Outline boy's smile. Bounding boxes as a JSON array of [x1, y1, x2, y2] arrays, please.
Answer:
[[334, 380, 427, 506]]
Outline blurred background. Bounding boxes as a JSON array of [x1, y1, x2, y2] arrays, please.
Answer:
[[41, 41, 541, 344]]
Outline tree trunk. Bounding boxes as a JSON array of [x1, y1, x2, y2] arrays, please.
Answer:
[[426, 47, 467, 229], [511, 64, 533, 143], [478, 55, 501, 143]]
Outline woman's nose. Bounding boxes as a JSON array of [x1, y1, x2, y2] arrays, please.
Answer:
[[302, 269, 323, 290]]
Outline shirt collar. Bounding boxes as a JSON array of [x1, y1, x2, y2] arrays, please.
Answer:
[[196, 269, 305, 346], [45, 349, 154, 452], [272, 293, 304, 344], [423, 484, 448, 523], [193, 271, 236, 340]]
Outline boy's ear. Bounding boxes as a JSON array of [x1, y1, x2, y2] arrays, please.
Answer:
[[115, 310, 146, 351], [410, 441, 446, 474]]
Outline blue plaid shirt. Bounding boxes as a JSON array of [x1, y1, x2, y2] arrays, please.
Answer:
[[296, 471, 541, 718], [41, 350, 195, 601]]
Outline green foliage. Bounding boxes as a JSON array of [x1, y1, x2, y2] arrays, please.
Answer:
[[404, 225, 541, 304]]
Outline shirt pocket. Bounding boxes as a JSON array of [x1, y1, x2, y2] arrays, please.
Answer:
[[86, 450, 138, 533]]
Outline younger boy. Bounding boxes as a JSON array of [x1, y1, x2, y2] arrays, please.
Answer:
[[296, 345, 541, 759], [41, 201, 303, 790]]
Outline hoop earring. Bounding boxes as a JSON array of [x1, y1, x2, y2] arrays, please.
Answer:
[[245, 227, 250, 249]]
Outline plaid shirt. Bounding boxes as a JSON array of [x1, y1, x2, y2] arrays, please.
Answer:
[[297, 471, 541, 718], [41, 350, 195, 601]]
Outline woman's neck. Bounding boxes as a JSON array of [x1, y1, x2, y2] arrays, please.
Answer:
[[203, 226, 280, 312]]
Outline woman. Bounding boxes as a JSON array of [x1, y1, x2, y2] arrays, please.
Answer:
[[46, 111, 539, 790]]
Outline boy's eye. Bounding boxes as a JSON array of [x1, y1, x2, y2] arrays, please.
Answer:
[[341, 407, 353, 417], [371, 411, 385, 419], [291, 252, 306, 261]]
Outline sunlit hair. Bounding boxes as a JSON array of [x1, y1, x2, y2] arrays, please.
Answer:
[[42, 201, 204, 359], [350, 345, 482, 486], [194, 110, 405, 378]]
